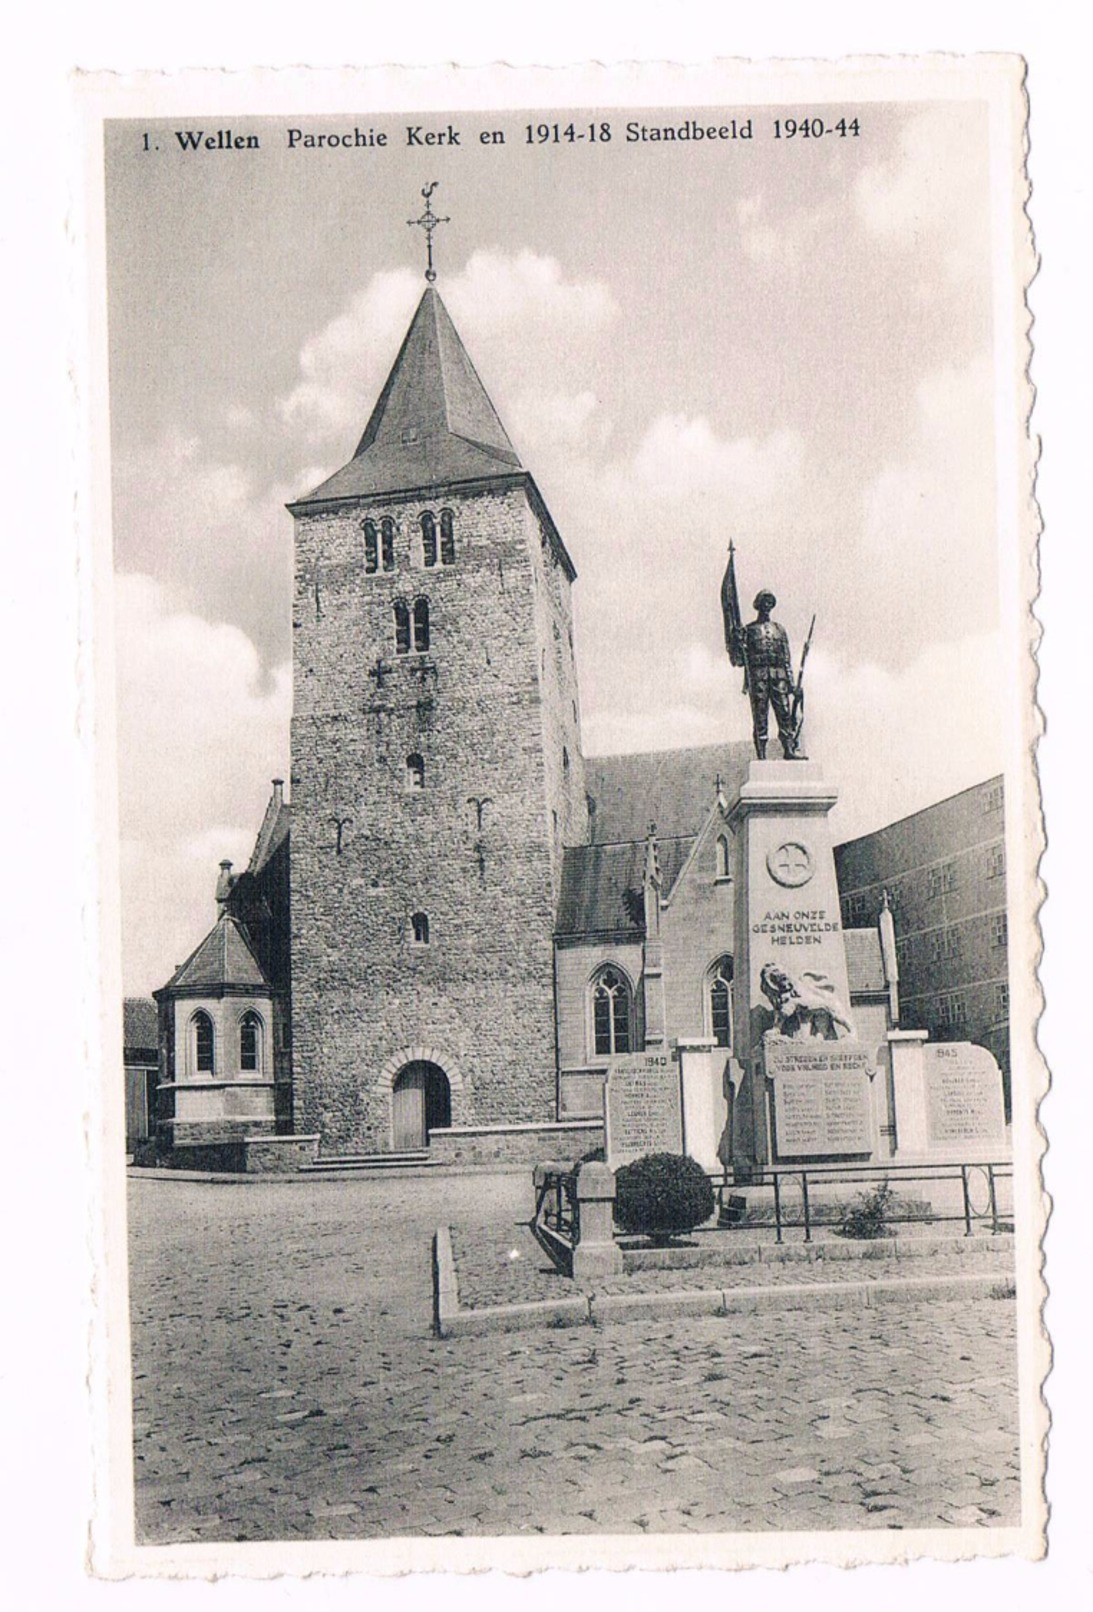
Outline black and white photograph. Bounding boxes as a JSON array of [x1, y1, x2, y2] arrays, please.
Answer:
[[80, 57, 1043, 1575]]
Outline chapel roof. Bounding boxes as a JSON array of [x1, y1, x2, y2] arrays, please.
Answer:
[[584, 742, 752, 845], [844, 927, 888, 996], [122, 996, 158, 1054], [556, 836, 694, 940], [291, 286, 523, 506], [157, 911, 270, 997], [246, 785, 290, 876]]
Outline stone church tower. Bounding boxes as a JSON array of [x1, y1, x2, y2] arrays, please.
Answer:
[[287, 284, 587, 1152]]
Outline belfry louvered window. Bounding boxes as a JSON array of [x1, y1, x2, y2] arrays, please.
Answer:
[[439, 509, 455, 565], [363, 520, 379, 573], [380, 517, 396, 572], [413, 598, 430, 652], [421, 511, 438, 568], [394, 600, 411, 654]]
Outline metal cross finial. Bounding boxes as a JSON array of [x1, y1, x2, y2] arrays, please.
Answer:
[[408, 181, 450, 283]]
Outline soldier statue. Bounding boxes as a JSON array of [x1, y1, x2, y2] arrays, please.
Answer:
[[721, 544, 813, 761]]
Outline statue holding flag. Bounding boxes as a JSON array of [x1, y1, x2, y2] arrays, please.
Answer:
[[721, 542, 814, 761]]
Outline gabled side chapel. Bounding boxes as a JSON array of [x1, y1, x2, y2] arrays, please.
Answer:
[[155, 282, 896, 1164]]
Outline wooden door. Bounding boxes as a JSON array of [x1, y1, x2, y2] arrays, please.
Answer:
[[392, 1067, 425, 1150]]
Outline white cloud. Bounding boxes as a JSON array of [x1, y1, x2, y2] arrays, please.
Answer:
[[111, 432, 298, 665], [583, 630, 1005, 846], [854, 107, 989, 283], [278, 252, 618, 449], [861, 352, 996, 633], [115, 573, 291, 994], [623, 416, 804, 507]]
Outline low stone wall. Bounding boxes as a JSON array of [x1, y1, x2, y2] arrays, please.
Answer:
[[430, 1119, 604, 1170], [242, 1134, 321, 1174]]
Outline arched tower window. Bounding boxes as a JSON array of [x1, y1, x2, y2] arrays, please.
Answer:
[[708, 956, 734, 1049], [413, 598, 430, 652], [439, 508, 456, 566], [592, 966, 632, 1058], [394, 600, 411, 654], [239, 1010, 264, 1073], [363, 519, 378, 574], [192, 1010, 214, 1076], [716, 835, 730, 880], [380, 517, 396, 572], [411, 911, 430, 946], [420, 511, 437, 568], [406, 752, 425, 791]]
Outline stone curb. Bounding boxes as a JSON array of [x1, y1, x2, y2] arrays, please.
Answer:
[[127, 1162, 537, 1184], [434, 1225, 1015, 1337]]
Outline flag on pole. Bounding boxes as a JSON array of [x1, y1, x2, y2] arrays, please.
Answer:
[[721, 541, 746, 668]]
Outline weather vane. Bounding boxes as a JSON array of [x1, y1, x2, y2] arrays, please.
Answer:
[[408, 182, 450, 284]]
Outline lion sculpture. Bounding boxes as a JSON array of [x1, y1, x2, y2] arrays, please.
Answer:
[[759, 962, 855, 1041]]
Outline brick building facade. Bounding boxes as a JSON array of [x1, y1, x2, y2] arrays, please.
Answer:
[[833, 778, 1010, 1110]]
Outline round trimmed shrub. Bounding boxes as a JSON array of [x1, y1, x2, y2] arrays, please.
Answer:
[[614, 1152, 716, 1242]]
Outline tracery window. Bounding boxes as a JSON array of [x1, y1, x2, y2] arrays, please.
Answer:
[[707, 956, 734, 1049], [239, 1010, 263, 1073], [592, 966, 632, 1057], [192, 1010, 214, 1075]]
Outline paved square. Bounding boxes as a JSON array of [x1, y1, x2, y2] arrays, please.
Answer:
[[128, 1173, 1020, 1543]]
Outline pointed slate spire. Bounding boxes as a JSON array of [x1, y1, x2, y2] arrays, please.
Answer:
[[293, 287, 522, 506]]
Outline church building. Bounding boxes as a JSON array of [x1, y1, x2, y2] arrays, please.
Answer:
[[151, 270, 913, 1168]]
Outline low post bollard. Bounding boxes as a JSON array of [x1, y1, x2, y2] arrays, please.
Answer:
[[572, 1161, 624, 1278]]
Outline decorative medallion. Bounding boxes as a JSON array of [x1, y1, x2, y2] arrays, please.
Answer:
[[766, 841, 814, 888]]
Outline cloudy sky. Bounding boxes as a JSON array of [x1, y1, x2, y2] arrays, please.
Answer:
[[105, 98, 1004, 995]]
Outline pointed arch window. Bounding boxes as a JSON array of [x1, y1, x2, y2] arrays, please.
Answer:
[[708, 956, 734, 1049], [439, 509, 456, 565], [421, 511, 437, 568], [192, 1010, 214, 1076], [716, 835, 731, 880], [406, 752, 425, 791], [239, 1010, 264, 1073], [411, 911, 430, 946], [380, 517, 396, 572], [363, 519, 379, 574], [413, 598, 430, 652], [592, 966, 632, 1058], [394, 600, 411, 654]]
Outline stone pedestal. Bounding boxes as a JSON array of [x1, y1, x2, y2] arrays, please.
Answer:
[[726, 761, 861, 1174], [572, 1161, 623, 1278], [888, 1029, 931, 1157], [675, 1036, 727, 1172]]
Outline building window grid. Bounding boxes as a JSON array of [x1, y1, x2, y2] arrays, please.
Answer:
[[990, 912, 1008, 948], [988, 844, 1006, 880], [927, 861, 958, 899], [936, 992, 967, 1030]]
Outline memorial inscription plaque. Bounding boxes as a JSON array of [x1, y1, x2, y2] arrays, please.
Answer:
[[766, 1039, 874, 1159], [604, 1052, 683, 1169], [924, 1042, 1006, 1148]]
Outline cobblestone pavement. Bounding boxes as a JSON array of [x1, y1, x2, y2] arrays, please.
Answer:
[[128, 1173, 1021, 1544]]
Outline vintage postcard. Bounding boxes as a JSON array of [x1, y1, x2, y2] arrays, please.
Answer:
[[78, 57, 1043, 1577]]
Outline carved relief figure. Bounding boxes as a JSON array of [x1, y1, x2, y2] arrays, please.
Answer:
[[759, 963, 855, 1041]]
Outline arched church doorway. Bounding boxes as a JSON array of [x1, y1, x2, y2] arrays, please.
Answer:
[[391, 1061, 452, 1151]]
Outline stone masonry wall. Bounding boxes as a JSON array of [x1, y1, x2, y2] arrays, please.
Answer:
[[290, 482, 581, 1152]]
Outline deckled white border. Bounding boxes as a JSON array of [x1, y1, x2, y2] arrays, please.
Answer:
[[71, 52, 1044, 1585]]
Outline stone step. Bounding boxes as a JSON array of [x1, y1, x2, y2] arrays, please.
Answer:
[[301, 1150, 437, 1173]]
